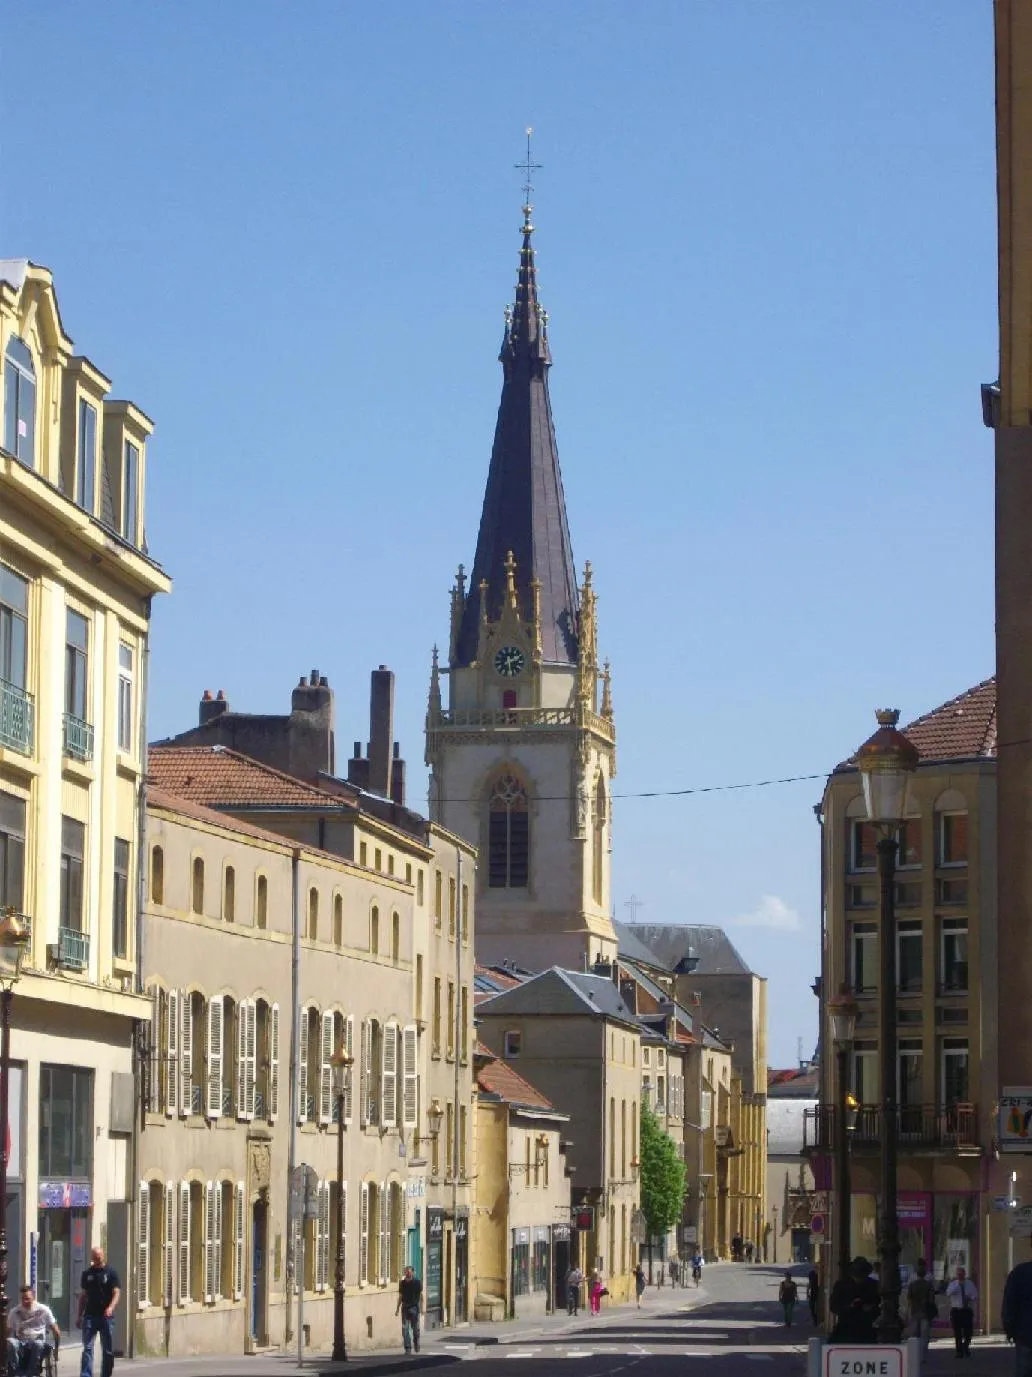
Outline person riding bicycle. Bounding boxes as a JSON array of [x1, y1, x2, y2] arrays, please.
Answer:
[[691, 1253, 703, 1286]]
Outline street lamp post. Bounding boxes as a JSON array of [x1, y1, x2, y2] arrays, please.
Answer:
[[856, 708, 918, 1344], [329, 1041, 355, 1363], [772, 1205, 778, 1264], [0, 908, 29, 1348], [828, 987, 859, 1281]]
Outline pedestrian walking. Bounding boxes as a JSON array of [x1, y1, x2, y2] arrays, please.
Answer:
[[779, 1271, 798, 1327], [906, 1258, 937, 1357], [946, 1266, 977, 1360], [565, 1264, 584, 1316], [806, 1268, 820, 1325], [1002, 1253, 1032, 1376], [77, 1246, 120, 1377], [395, 1265, 422, 1354], [829, 1256, 879, 1343], [589, 1270, 604, 1315], [634, 1264, 646, 1308]]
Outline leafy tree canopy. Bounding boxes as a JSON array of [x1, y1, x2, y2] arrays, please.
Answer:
[[639, 1102, 687, 1236]]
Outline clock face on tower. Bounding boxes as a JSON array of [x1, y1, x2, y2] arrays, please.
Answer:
[[494, 645, 526, 678]]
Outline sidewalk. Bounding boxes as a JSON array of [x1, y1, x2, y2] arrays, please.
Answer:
[[111, 1277, 712, 1377]]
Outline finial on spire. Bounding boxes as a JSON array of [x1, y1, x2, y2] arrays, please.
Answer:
[[515, 126, 541, 225], [583, 560, 593, 590], [504, 549, 519, 610], [601, 660, 614, 719], [427, 644, 442, 718]]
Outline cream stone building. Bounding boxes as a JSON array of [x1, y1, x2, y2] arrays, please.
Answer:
[[0, 259, 170, 1345], [424, 201, 617, 976], [471, 1044, 571, 1319], [475, 968, 640, 1303], [146, 721, 477, 1345]]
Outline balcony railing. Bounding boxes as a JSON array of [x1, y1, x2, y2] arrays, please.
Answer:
[[56, 926, 89, 971], [804, 1102, 979, 1153], [0, 678, 34, 755], [62, 712, 94, 762]]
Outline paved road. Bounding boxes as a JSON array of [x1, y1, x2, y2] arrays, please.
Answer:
[[112, 1263, 1024, 1375]]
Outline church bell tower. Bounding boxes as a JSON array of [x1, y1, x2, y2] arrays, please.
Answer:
[[425, 189, 617, 972]]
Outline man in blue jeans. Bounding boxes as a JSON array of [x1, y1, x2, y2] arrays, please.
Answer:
[[76, 1247, 121, 1377], [395, 1266, 422, 1354]]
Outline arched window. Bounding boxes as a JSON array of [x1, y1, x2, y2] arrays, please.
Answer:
[[4, 336, 36, 465], [308, 887, 319, 941], [333, 894, 343, 947], [151, 846, 164, 906], [223, 865, 235, 922], [592, 774, 607, 905], [370, 906, 379, 954], [192, 857, 204, 915], [256, 874, 268, 929], [391, 911, 400, 963], [488, 773, 529, 889]]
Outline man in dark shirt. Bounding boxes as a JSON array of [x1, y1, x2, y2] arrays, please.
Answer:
[[1003, 1257, 1032, 1375], [396, 1266, 423, 1354], [77, 1247, 121, 1377]]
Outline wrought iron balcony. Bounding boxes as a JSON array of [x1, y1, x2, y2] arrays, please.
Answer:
[[62, 712, 94, 762], [803, 1102, 980, 1153], [0, 678, 34, 755], [55, 926, 89, 971]]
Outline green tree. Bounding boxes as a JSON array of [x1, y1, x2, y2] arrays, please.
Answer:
[[639, 1103, 687, 1272]]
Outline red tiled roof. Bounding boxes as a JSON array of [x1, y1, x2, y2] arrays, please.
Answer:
[[476, 1048, 560, 1114], [901, 677, 996, 762], [148, 786, 296, 850], [149, 745, 356, 811]]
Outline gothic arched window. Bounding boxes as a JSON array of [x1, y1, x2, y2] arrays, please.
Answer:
[[592, 774, 607, 905], [488, 773, 529, 890]]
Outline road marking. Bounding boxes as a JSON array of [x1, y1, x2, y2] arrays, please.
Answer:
[[506, 1352, 538, 1359]]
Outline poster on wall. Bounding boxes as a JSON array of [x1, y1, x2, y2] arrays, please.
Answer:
[[947, 1239, 970, 1276]]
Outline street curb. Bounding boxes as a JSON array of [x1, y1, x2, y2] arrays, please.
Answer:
[[313, 1357, 459, 1375]]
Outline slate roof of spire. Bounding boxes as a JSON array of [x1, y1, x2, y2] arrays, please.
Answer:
[[454, 206, 579, 666]]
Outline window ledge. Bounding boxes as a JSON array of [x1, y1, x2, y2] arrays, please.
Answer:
[[116, 753, 141, 779], [62, 756, 95, 785]]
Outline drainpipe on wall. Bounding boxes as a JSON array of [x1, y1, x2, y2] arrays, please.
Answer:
[[285, 847, 301, 1343], [453, 846, 463, 1320]]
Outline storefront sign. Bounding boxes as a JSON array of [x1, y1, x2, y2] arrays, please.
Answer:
[[455, 1214, 468, 1241], [38, 1181, 91, 1209], [428, 1209, 444, 1241], [406, 1177, 426, 1198], [823, 1348, 904, 1377], [514, 1228, 530, 1245], [552, 1223, 571, 1242], [426, 1209, 444, 1311], [999, 1089, 1032, 1152]]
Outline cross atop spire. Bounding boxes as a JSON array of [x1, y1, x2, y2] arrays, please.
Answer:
[[515, 126, 542, 221]]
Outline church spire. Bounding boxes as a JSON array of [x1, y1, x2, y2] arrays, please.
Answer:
[[454, 168, 579, 667]]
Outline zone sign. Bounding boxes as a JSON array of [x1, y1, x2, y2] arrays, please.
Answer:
[[823, 1349, 904, 1377]]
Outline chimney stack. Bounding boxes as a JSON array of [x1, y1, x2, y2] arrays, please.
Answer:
[[368, 666, 395, 799], [199, 688, 229, 726]]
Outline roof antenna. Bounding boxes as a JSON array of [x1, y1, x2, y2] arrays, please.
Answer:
[[624, 895, 645, 924]]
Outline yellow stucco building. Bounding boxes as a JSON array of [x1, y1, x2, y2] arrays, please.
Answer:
[[0, 259, 170, 1340]]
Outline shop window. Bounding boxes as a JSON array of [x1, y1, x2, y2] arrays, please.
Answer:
[[39, 1065, 93, 1177]]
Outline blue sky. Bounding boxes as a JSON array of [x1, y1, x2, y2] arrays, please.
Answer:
[[2, 3, 996, 1065]]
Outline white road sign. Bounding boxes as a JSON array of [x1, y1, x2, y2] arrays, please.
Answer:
[[823, 1347, 903, 1377]]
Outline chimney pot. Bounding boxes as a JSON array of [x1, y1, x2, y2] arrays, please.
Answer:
[[310, 669, 319, 686], [319, 676, 329, 687], [354, 741, 362, 757], [393, 741, 400, 759], [202, 689, 212, 701], [298, 675, 307, 688], [216, 689, 225, 701]]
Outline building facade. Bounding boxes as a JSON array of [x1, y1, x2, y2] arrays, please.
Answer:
[[475, 968, 640, 1303], [147, 715, 477, 1345], [765, 1066, 818, 1265], [810, 681, 998, 1323], [0, 259, 170, 1344], [424, 200, 617, 975], [472, 1045, 571, 1319]]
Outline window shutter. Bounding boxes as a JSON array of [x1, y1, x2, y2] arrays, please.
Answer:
[[236, 1000, 248, 1118], [166, 988, 180, 1117], [206, 997, 224, 1119], [297, 1010, 309, 1125], [317, 1182, 330, 1291], [179, 992, 192, 1117], [233, 1182, 245, 1300], [378, 1182, 388, 1286], [163, 1182, 175, 1306], [244, 1001, 257, 1120], [178, 1182, 191, 1303], [342, 1016, 354, 1125], [269, 1003, 280, 1122], [319, 1010, 334, 1125], [359, 1020, 370, 1127], [137, 1183, 150, 1308], [213, 1182, 224, 1299], [382, 1024, 398, 1129], [359, 1183, 369, 1285], [146, 987, 160, 1114], [402, 1025, 418, 1129], [204, 1182, 216, 1303]]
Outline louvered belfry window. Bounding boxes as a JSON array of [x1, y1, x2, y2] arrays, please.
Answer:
[[488, 773, 529, 889]]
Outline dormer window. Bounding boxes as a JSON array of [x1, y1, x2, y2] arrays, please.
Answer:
[[123, 440, 139, 545], [4, 337, 36, 466], [77, 400, 97, 514]]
